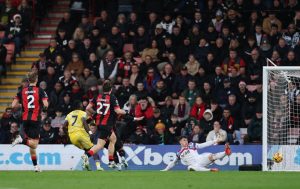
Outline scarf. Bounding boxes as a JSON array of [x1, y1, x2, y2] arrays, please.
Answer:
[[178, 104, 186, 118]]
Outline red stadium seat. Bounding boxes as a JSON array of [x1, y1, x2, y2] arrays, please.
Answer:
[[123, 43, 134, 53], [0, 31, 5, 39], [4, 43, 15, 64], [93, 17, 101, 26]]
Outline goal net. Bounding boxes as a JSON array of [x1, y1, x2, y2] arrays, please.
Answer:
[[263, 65, 300, 171]]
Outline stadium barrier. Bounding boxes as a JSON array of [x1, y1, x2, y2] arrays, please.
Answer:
[[0, 145, 262, 170]]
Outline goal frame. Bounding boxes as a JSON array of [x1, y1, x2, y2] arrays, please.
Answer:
[[262, 66, 300, 171]]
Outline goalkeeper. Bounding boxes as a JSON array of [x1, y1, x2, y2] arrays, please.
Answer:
[[161, 136, 231, 171]]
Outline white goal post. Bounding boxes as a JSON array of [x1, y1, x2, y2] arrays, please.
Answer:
[[263, 65, 300, 171]]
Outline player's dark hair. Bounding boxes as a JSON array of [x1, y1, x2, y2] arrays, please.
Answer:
[[73, 100, 83, 110], [27, 72, 38, 83], [178, 136, 188, 141], [103, 80, 112, 93]]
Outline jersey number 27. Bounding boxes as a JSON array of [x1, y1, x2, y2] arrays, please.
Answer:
[[97, 102, 110, 115]]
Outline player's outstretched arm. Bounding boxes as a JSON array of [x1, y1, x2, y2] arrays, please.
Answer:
[[195, 140, 218, 149], [115, 107, 126, 115], [11, 98, 19, 109], [161, 157, 179, 171]]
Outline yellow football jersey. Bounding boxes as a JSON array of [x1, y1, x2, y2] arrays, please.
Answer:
[[65, 110, 87, 134]]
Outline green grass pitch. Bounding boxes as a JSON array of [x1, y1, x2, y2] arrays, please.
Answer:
[[1, 171, 300, 189]]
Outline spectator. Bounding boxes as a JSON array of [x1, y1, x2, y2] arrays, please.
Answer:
[[0, 108, 16, 133], [78, 15, 93, 36], [0, 122, 19, 144], [40, 65, 57, 93], [116, 77, 135, 108], [32, 53, 51, 77], [190, 96, 206, 121], [96, 37, 111, 59], [227, 94, 242, 120], [182, 79, 200, 106], [135, 96, 154, 122], [189, 125, 206, 143], [150, 80, 168, 107], [282, 23, 300, 48], [209, 100, 223, 121], [86, 52, 100, 79], [194, 38, 210, 62], [107, 25, 123, 57], [99, 50, 119, 81], [247, 107, 262, 143], [72, 27, 85, 44], [2, 14, 24, 57], [44, 39, 62, 63], [159, 13, 175, 34], [53, 55, 66, 78], [222, 49, 246, 76], [65, 52, 85, 77], [141, 39, 160, 63], [177, 37, 193, 63], [143, 67, 160, 93], [48, 82, 65, 117], [81, 37, 95, 63], [57, 12, 76, 38], [172, 66, 192, 98], [51, 108, 65, 128], [55, 28, 69, 50], [282, 50, 299, 66], [206, 120, 227, 144], [220, 107, 239, 144], [58, 69, 77, 90], [199, 109, 214, 135], [117, 51, 135, 79], [151, 121, 176, 145], [40, 119, 57, 144], [133, 25, 149, 55], [262, 11, 282, 35], [129, 64, 143, 87], [95, 10, 112, 37], [61, 92, 74, 115], [160, 96, 175, 119], [134, 82, 148, 100], [78, 67, 98, 93], [173, 96, 190, 127], [128, 125, 150, 144], [185, 54, 200, 76], [70, 81, 84, 102]]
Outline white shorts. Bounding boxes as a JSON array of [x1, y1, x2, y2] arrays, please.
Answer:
[[197, 153, 213, 167]]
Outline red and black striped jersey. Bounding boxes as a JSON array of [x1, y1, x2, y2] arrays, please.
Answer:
[[89, 93, 120, 127], [15, 86, 48, 121]]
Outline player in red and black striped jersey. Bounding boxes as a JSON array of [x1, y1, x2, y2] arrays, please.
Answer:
[[86, 80, 128, 168], [11, 72, 48, 172]]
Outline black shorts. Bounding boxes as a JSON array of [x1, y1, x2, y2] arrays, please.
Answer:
[[23, 120, 40, 139], [98, 126, 113, 140]]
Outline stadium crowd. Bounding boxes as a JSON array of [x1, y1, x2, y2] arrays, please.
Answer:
[[1, 0, 300, 145]]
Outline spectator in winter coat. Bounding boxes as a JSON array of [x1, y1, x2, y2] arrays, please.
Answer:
[[44, 39, 63, 63], [65, 53, 85, 77], [0, 122, 19, 144], [107, 26, 123, 57], [190, 96, 206, 121], [185, 54, 200, 76], [173, 96, 190, 127], [2, 14, 24, 56], [199, 109, 214, 135], [182, 79, 200, 107], [116, 77, 136, 108], [99, 50, 118, 81], [96, 37, 112, 59], [0, 42, 7, 76], [282, 23, 300, 48], [78, 67, 98, 94], [247, 108, 263, 143], [40, 119, 57, 144]]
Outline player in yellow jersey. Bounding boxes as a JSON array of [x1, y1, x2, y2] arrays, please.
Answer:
[[63, 101, 103, 170]]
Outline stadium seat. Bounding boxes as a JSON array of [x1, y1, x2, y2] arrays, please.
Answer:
[[123, 43, 134, 53], [0, 31, 5, 39], [4, 43, 15, 64], [93, 17, 101, 26]]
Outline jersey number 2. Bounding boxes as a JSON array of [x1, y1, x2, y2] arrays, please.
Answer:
[[27, 95, 35, 108], [96, 102, 110, 115]]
